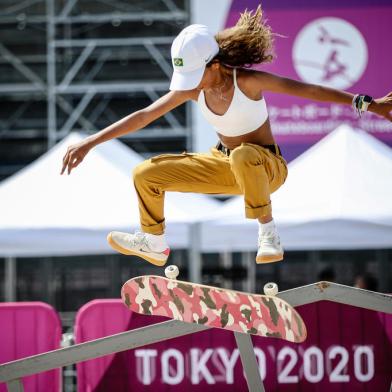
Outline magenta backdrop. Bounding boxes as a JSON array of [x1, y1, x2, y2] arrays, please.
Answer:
[[75, 300, 392, 391], [0, 302, 61, 392], [225, 1, 392, 161]]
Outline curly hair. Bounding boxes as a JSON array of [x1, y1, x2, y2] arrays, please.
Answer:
[[209, 4, 275, 68]]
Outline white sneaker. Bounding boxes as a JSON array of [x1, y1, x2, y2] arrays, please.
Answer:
[[256, 229, 284, 264], [107, 231, 170, 266]]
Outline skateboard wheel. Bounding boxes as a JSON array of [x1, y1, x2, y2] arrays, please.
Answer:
[[165, 265, 179, 279], [264, 282, 278, 296]]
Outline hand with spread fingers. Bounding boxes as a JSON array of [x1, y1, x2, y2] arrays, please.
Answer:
[[61, 139, 94, 175], [372, 91, 392, 122]]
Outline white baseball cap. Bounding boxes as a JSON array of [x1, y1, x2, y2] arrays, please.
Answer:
[[169, 24, 220, 91]]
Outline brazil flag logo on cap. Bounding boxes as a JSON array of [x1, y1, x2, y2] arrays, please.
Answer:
[[173, 58, 184, 67]]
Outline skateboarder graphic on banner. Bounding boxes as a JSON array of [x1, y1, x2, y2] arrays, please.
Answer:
[[61, 5, 392, 266]]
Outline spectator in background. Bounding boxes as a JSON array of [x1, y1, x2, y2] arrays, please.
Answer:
[[354, 273, 378, 292], [318, 266, 336, 282]]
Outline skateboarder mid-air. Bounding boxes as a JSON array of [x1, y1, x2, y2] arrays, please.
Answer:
[[61, 5, 392, 266]]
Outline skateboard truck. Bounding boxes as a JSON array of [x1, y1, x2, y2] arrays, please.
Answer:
[[165, 264, 280, 297]]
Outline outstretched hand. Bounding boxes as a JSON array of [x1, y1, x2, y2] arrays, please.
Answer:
[[372, 92, 392, 122], [61, 140, 93, 175]]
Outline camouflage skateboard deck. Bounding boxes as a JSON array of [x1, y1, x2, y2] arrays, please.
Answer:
[[121, 275, 307, 343]]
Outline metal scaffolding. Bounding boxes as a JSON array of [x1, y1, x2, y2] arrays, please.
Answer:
[[0, 0, 190, 179]]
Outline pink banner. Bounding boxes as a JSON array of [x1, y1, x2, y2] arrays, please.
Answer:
[[0, 302, 62, 392], [75, 300, 392, 391]]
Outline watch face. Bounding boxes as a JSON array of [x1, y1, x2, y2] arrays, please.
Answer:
[[363, 95, 373, 102]]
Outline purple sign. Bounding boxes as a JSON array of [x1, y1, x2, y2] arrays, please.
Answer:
[[226, 1, 392, 161], [75, 300, 392, 391]]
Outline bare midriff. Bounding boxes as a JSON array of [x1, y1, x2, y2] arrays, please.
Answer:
[[217, 118, 275, 149], [190, 68, 276, 150]]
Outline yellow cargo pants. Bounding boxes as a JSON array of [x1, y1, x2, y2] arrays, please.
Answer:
[[132, 142, 288, 234]]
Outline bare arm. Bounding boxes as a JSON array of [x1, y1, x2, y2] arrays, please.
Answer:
[[254, 71, 355, 103], [253, 71, 392, 120], [61, 89, 192, 174], [87, 90, 191, 147]]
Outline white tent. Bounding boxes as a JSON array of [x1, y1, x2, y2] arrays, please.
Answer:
[[201, 124, 392, 251], [0, 133, 220, 256]]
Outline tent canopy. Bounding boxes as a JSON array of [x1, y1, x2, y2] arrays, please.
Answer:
[[0, 133, 219, 256]]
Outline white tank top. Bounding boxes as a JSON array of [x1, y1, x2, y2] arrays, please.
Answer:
[[197, 68, 268, 137]]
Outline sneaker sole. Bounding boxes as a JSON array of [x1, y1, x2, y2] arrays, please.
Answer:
[[107, 233, 168, 267], [256, 254, 284, 264]]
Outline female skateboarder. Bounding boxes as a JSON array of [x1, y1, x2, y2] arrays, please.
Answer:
[[61, 6, 392, 266]]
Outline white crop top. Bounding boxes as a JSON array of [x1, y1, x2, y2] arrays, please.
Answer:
[[197, 68, 268, 137]]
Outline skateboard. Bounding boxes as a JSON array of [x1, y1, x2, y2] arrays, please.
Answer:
[[121, 265, 307, 343]]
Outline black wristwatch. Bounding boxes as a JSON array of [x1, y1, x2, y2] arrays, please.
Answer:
[[352, 94, 373, 116]]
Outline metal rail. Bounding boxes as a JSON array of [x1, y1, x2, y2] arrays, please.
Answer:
[[0, 282, 390, 391], [276, 281, 392, 313], [0, 320, 263, 392]]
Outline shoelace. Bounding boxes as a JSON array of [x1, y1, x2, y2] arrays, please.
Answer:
[[126, 231, 152, 250], [258, 230, 280, 247]]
